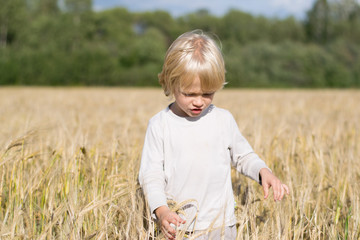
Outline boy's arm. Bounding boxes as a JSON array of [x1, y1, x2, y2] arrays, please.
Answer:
[[139, 118, 185, 239], [228, 114, 289, 200], [228, 115, 269, 183], [139, 119, 168, 216]]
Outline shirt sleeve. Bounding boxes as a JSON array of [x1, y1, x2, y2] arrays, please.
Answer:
[[138, 118, 168, 215], [228, 115, 271, 183]]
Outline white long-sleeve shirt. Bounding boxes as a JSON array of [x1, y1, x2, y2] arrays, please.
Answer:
[[139, 104, 269, 230]]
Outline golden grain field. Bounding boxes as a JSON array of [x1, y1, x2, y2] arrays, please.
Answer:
[[0, 87, 359, 240]]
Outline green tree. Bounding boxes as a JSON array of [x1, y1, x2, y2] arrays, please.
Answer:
[[220, 10, 255, 43], [94, 7, 134, 46], [269, 17, 305, 43], [177, 9, 222, 36], [327, 0, 360, 42], [135, 10, 180, 44], [64, 0, 92, 13], [220, 9, 273, 44], [63, 0, 94, 50], [0, 0, 26, 48], [305, 0, 330, 43], [37, 0, 60, 15], [119, 27, 167, 86], [305, 0, 360, 43]]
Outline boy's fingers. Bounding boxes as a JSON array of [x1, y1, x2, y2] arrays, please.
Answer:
[[277, 183, 282, 200], [162, 221, 176, 235], [263, 184, 269, 199], [173, 214, 186, 225], [271, 182, 278, 201], [278, 184, 289, 201], [283, 184, 290, 195], [262, 177, 290, 202], [279, 184, 285, 200], [274, 186, 280, 201], [163, 228, 175, 240], [161, 225, 174, 240]]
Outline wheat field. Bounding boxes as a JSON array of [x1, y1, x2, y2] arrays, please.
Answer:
[[0, 87, 359, 239]]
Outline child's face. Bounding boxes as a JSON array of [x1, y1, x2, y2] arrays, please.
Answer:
[[171, 76, 215, 117]]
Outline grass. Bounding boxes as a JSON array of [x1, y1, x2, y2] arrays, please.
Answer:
[[0, 87, 359, 239]]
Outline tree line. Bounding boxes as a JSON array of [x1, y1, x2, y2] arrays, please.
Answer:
[[1, 0, 360, 87]]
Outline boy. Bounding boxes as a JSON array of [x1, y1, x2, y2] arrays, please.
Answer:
[[139, 30, 289, 240]]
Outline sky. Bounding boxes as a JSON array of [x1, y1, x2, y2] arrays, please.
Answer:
[[93, 0, 316, 19]]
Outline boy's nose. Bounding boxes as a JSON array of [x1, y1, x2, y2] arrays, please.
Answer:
[[193, 96, 204, 107]]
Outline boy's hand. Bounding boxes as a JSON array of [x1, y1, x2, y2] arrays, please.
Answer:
[[155, 205, 186, 240], [259, 168, 290, 201]]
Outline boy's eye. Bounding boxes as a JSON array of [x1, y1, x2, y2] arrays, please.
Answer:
[[182, 92, 195, 97], [181, 92, 214, 97]]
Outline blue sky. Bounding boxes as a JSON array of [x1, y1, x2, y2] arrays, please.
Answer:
[[93, 0, 316, 19]]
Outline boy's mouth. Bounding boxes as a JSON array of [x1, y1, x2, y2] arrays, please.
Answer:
[[191, 108, 202, 114]]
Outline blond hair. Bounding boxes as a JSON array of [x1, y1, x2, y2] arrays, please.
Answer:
[[158, 30, 226, 96]]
